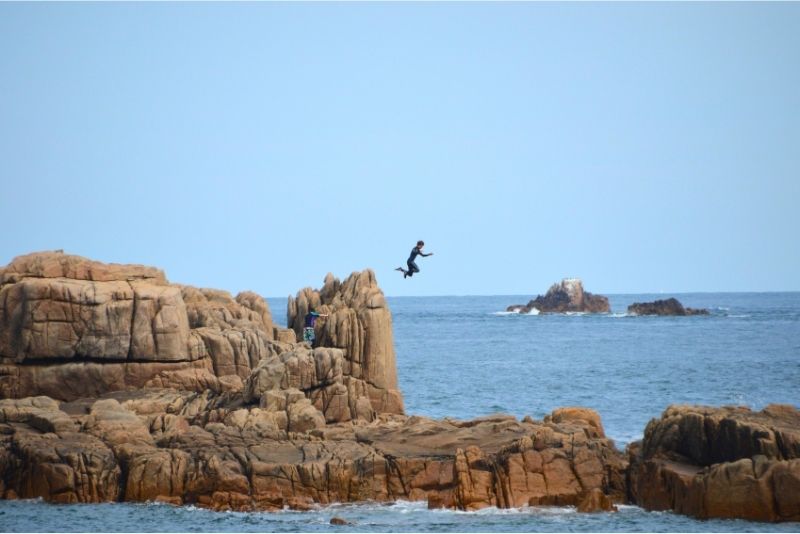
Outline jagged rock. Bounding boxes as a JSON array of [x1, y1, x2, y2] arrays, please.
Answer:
[[0, 394, 627, 512], [627, 298, 709, 316], [287, 270, 404, 415], [242, 347, 376, 425], [628, 404, 800, 522], [507, 279, 609, 314]]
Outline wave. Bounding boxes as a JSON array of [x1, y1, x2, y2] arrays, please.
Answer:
[[322, 500, 635, 517], [492, 307, 539, 316]]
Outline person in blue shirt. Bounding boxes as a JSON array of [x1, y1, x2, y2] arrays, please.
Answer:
[[303, 308, 328, 345], [396, 240, 434, 279]]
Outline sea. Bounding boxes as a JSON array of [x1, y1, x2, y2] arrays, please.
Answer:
[[2, 292, 799, 532]]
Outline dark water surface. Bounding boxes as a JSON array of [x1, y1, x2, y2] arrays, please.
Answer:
[[3, 292, 799, 532]]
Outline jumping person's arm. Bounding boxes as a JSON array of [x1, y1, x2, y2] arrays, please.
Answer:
[[422, 252, 434, 257]]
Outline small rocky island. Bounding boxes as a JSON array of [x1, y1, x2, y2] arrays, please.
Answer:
[[507, 278, 610, 314], [627, 297, 709, 316], [0, 252, 797, 522]]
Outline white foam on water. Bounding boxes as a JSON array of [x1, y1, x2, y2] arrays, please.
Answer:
[[526, 307, 540, 315], [492, 311, 519, 316], [424, 504, 580, 516], [385, 499, 428, 513]]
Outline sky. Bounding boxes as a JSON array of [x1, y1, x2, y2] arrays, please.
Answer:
[[1, 2, 798, 298]]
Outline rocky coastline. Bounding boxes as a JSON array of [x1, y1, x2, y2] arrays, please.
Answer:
[[0, 252, 797, 521]]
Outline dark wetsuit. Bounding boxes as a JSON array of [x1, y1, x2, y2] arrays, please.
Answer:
[[304, 312, 321, 328], [406, 246, 430, 277]]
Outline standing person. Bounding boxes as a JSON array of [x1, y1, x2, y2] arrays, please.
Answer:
[[303, 308, 328, 345], [396, 240, 434, 279]]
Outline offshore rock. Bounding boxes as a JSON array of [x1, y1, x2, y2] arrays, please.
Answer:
[[507, 278, 610, 314], [627, 298, 709, 316], [628, 404, 800, 522], [0, 395, 626, 512], [287, 270, 403, 415]]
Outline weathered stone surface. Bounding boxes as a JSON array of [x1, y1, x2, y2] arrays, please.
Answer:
[[577, 488, 618, 513], [0, 250, 165, 285], [287, 270, 404, 415], [627, 298, 709, 316], [241, 346, 376, 426], [0, 252, 295, 400], [0, 393, 625, 512], [507, 279, 610, 314], [628, 404, 800, 522]]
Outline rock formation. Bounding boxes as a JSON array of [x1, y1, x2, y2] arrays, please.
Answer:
[[0, 251, 627, 513], [0, 251, 298, 400], [628, 404, 800, 522], [2, 251, 798, 522], [287, 270, 403, 415], [0, 392, 627, 512], [507, 279, 610, 314], [627, 298, 709, 316]]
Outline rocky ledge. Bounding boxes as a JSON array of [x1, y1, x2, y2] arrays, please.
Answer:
[[0, 393, 626, 511], [507, 278, 610, 314], [628, 404, 800, 522], [627, 298, 709, 316]]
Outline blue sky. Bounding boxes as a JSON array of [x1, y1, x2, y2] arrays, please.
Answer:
[[1, 3, 798, 298]]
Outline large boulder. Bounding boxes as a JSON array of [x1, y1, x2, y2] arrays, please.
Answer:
[[627, 298, 709, 316], [507, 278, 609, 314], [0, 251, 294, 400], [287, 270, 404, 415], [628, 404, 800, 522]]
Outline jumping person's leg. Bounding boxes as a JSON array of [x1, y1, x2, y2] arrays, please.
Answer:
[[407, 261, 419, 277], [303, 327, 315, 344]]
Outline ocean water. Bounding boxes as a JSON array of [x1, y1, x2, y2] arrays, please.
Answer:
[[3, 292, 799, 532]]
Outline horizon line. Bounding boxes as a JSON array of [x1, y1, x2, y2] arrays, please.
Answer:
[[265, 289, 800, 300]]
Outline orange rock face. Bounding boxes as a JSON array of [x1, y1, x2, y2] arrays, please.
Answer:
[[0, 251, 292, 399], [287, 270, 404, 415], [0, 394, 626, 512], [628, 404, 800, 522]]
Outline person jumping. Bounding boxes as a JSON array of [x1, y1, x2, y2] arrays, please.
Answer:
[[396, 240, 434, 279]]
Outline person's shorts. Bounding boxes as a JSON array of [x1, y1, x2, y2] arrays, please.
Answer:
[[303, 327, 315, 343]]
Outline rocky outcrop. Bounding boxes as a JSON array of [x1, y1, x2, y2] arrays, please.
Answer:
[[507, 279, 610, 314], [628, 404, 800, 522], [287, 270, 403, 416], [627, 298, 709, 316], [0, 251, 295, 400], [4, 251, 798, 521], [0, 392, 626, 512]]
